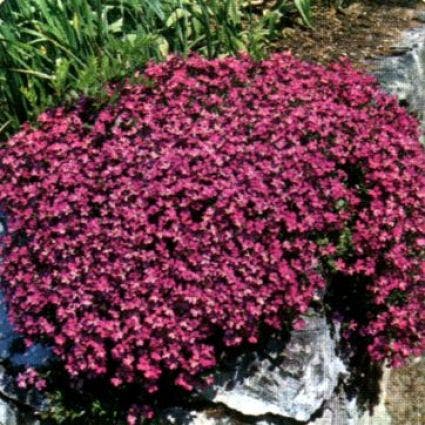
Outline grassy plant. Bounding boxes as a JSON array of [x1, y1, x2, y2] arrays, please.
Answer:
[[294, 0, 313, 28], [0, 0, 315, 141], [0, 1, 163, 139], [0, 1, 247, 140]]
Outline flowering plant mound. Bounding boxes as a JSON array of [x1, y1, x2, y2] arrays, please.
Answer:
[[0, 53, 424, 418]]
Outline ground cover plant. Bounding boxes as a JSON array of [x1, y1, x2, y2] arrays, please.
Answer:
[[0, 52, 424, 423]]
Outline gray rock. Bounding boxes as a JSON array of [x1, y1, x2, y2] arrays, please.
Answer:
[[370, 24, 425, 142], [161, 310, 391, 425], [161, 330, 391, 425], [414, 11, 425, 24], [202, 312, 347, 422], [0, 366, 41, 425]]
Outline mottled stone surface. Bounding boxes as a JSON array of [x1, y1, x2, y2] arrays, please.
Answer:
[[202, 313, 346, 422], [160, 312, 366, 425], [371, 22, 425, 141], [0, 366, 40, 425]]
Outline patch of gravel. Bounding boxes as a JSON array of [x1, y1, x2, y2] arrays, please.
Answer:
[[385, 357, 424, 425]]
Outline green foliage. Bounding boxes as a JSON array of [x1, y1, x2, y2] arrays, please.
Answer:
[[336, 226, 353, 256], [42, 390, 123, 425], [0, 0, 319, 141], [37, 364, 128, 425], [0, 0, 270, 141], [0, 0, 160, 139], [293, 0, 313, 28]]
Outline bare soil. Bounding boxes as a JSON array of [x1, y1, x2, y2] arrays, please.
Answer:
[[274, 0, 425, 69], [386, 357, 425, 425]]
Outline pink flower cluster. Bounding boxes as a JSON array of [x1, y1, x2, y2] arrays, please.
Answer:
[[0, 53, 424, 413], [16, 368, 46, 391]]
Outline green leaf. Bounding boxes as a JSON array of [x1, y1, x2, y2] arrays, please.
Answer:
[[293, 0, 313, 28], [8, 67, 53, 79], [165, 8, 189, 28], [108, 17, 123, 33], [157, 36, 169, 58]]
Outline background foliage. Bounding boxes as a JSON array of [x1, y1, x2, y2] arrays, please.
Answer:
[[0, 0, 317, 142]]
